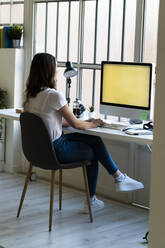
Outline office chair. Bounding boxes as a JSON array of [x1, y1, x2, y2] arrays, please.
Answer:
[[17, 112, 93, 231]]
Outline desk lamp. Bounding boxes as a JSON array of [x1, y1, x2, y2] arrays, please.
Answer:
[[64, 61, 78, 105]]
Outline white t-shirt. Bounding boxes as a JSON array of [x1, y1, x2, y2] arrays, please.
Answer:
[[25, 88, 67, 141]]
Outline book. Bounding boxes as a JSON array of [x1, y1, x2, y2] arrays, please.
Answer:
[[3, 26, 13, 48], [0, 27, 4, 48]]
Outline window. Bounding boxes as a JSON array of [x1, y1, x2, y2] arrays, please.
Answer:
[[33, 0, 159, 118], [0, 0, 24, 25], [143, 0, 159, 64]]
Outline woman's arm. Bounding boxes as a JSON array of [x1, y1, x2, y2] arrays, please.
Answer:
[[62, 118, 70, 127], [59, 105, 104, 130]]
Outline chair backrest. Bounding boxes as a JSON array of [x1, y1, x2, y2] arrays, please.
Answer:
[[20, 112, 61, 170]]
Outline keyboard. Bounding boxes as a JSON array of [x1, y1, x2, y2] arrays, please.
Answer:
[[102, 121, 130, 130]]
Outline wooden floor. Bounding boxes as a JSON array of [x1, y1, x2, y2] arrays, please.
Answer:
[[0, 173, 148, 248]]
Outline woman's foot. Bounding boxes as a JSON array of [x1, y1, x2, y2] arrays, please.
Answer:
[[115, 174, 144, 192], [83, 195, 104, 213]]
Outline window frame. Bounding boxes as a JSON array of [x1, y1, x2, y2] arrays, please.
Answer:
[[0, 0, 24, 26], [24, 0, 159, 116]]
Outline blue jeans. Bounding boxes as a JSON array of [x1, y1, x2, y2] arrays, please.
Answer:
[[53, 132, 118, 196]]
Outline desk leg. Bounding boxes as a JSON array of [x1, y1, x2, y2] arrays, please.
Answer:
[[0, 118, 5, 171]]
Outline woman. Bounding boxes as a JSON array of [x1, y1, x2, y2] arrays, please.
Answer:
[[24, 53, 144, 212]]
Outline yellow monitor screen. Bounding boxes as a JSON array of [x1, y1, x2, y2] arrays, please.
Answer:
[[101, 62, 152, 109]]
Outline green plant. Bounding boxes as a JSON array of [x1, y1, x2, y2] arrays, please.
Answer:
[[89, 105, 94, 112], [8, 24, 23, 40], [0, 88, 7, 140], [0, 89, 7, 109]]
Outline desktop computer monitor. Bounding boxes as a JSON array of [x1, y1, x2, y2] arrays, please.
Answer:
[[100, 61, 152, 121]]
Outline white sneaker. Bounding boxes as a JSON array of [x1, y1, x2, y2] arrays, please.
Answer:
[[83, 195, 104, 213], [115, 174, 144, 193]]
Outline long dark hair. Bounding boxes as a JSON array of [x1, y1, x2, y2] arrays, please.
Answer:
[[23, 53, 56, 108]]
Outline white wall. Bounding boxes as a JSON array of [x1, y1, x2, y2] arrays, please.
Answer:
[[149, 1, 165, 247], [0, 48, 24, 172], [0, 49, 24, 108]]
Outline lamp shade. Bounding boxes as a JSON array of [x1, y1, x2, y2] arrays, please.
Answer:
[[64, 61, 78, 78]]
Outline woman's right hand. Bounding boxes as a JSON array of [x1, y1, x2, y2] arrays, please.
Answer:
[[91, 118, 105, 128], [60, 105, 105, 130]]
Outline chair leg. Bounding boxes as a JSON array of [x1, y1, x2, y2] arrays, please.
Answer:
[[49, 170, 56, 232], [17, 163, 33, 218], [82, 166, 93, 223], [59, 169, 62, 210]]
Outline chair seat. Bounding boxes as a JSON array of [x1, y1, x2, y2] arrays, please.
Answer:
[[60, 160, 91, 169], [30, 160, 91, 170]]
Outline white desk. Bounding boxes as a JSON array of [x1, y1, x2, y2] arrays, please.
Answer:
[[0, 108, 153, 145], [65, 126, 153, 145], [0, 108, 20, 121]]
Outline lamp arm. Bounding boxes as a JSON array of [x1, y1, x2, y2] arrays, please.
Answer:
[[66, 78, 71, 105]]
